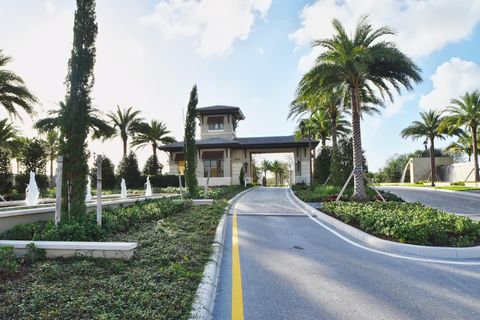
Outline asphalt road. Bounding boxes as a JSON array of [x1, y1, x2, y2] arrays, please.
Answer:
[[378, 186, 480, 219], [212, 187, 480, 320]]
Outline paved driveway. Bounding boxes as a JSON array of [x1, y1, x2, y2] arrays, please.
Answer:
[[377, 186, 480, 220], [212, 187, 480, 320]]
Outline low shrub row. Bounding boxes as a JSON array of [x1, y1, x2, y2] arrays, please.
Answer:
[[1, 198, 188, 242], [292, 184, 403, 203], [0, 244, 46, 278], [321, 201, 480, 247]]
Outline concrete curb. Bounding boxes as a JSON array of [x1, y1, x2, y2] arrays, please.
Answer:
[[189, 187, 256, 320], [288, 188, 480, 260]]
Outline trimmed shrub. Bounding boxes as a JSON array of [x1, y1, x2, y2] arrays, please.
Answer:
[[322, 201, 480, 247], [20, 138, 48, 175], [0, 148, 13, 195], [90, 156, 116, 189], [143, 154, 163, 176], [117, 152, 142, 189], [0, 246, 18, 276], [14, 173, 49, 196], [147, 175, 185, 188]]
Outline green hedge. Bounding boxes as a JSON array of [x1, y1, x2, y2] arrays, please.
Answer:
[[322, 202, 480, 247], [1, 199, 188, 242], [292, 184, 403, 203]]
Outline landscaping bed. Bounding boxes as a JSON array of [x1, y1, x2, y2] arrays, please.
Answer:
[[321, 201, 480, 247], [0, 200, 227, 319], [292, 184, 403, 203]]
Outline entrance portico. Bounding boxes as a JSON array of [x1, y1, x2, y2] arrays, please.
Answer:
[[159, 105, 319, 186]]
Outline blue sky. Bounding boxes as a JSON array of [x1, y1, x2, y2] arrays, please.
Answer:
[[1, 0, 480, 171]]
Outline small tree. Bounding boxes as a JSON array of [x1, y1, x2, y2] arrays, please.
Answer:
[[117, 151, 141, 188], [239, 166, 245, 186], [90, 156, 115, 189], [21, 138, 48, 174], [143, 154, 162, 176], [184, 85, 198, 197], [0, 148, 13, 195], [313, 147, 331, 185]]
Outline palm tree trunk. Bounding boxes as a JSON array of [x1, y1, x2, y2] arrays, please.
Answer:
[[430, 137, 436, 187], [330, 110, 340, 186], [308, 133, 313, 188], [472, 125, 480, 182], [153, 144, 157, 158], [50, 158, 54, 180], [123, 139, 127, 158], [321, 136, 326, 148], [351, 85, 367, 201]]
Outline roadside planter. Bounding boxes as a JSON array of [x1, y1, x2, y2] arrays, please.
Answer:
[[0, 240, 138, 260]]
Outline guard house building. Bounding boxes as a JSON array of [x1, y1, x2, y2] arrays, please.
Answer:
[[159, 105, 319, 186]]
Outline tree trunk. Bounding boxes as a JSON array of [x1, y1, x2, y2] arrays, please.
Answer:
[[430, 137, 436, 187], [330, 110, 340, 186], [308, 134, 313, 188], [50, 158, 54, 180], [351, 85, 367, 201], [123, 139, 127, 158], [472, 125, 480, 182], [152, 144, 157, 158]]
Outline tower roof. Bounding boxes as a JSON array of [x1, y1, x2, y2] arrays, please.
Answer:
[[196, 105, 245, 120]]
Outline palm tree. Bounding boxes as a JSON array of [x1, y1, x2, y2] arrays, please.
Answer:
[[107, 106, 143, 158], [131, 120, 176, 158], [445, 130, 478, 162], [309, 16, 422, 200], [44, 130, 60, 181], [259, 159, 271, 178], [401, 110, 447, 186], [0, 50, 37, 118], [34, 101, 114, 139], [0, 118, 19, 151], [442, 90, 480, 181], [270, 160, 284, 186]]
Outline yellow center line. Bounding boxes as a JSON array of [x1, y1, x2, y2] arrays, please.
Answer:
[[232, 207, 244, 320]]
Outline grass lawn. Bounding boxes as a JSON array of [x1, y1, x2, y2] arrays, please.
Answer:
[[292, 184, 403, 202], [435, 186, 480, 192]]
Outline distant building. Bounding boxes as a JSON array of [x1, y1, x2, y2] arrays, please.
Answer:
[[159, 105, 319, 186]]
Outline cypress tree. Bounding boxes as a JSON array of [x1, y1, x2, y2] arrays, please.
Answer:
[[60, 0, 98, 217], [184, 85, 198, 197]]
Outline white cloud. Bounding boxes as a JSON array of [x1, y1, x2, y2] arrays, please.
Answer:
[[420, 58, 480, 110], [45, 0, 55, 15], [290, 0, 480, 72], [140, 0, 272, 56]]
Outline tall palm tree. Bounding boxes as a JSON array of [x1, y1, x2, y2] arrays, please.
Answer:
[[131, 120, 176, 158], [259, 159, 271, 178], [445, 130, 477, 162], [442, 90, 480, 181], [270, 160, 284, 186], [44, 130, 60, 180], [34, 101, 114, 140], [309, 16, 422, 200], [401, 110, 447, 186], [107, 106, 143, 158], [0, 118, 19, 151], [0, 50, 37, 118]]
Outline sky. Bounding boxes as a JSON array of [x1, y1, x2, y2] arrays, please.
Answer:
[[1, 0, 480, 172]]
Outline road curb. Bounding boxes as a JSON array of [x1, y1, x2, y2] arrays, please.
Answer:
[[189, 187, 256, 320], [288, 188, 480, 261]]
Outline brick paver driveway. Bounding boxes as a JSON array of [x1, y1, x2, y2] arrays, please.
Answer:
[[212, 187, 480, 320]]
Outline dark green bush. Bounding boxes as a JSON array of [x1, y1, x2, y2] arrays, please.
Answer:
[[322, 202, 480, 247], [0, 148, 13, 195], [0, 246, 18, 276], [451, 181, 465, 186], [14, 173, 49, 195], [1, 199, 188, 242], [90, 156, 116, 189], [22, 243, 46, 265], [145, 175, 185, 188], [117, 151, 142, 188]]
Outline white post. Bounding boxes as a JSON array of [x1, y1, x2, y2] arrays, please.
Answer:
[[178, 174, 184, 200], [96, 155, 102, 226], [204, 168, 210, 198], [54, 156, 63, 225]]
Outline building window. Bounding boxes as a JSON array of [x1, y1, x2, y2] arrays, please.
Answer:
[[204, 159, 224, 177], [207, 116, 224, 131], [177, 160, 185, 175]]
